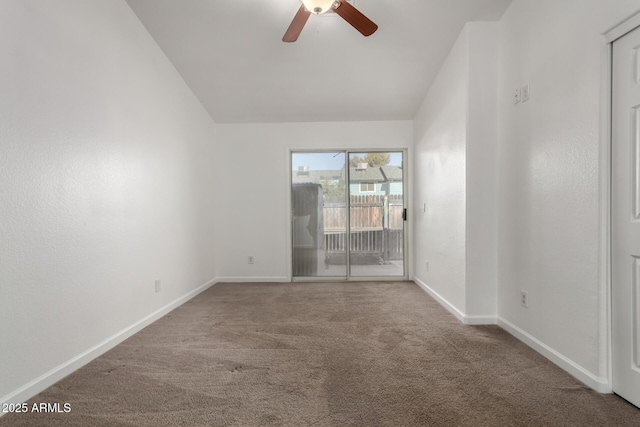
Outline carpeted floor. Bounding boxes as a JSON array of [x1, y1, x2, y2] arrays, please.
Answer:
[[2, 281, 639, 426]]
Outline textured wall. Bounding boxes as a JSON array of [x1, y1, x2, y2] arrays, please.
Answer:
[[0, 0, 217, 402], [464, 23, 499, 318], [413, 22, 499, 321], [413, 27, 469, 313], [497, 0, 640, 382]]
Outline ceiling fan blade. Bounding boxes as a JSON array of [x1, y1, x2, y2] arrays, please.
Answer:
[[283, 5, 311, 42], [332, 0, 378, 37]]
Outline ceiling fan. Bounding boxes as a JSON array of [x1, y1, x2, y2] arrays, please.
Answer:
[[283, 0, 378, 42]]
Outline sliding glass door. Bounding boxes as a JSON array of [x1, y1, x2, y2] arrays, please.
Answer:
[[347, 152, 405, 277], [291, 150, 406, 280], [291, 152, 347, 277]]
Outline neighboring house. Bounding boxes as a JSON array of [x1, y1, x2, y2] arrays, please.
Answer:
[[380, 166, 403, 196], [349, 163, 386, 195], [291, 165, 403, 197], [349, 164, 403, 196], [291, 167, 343, 186]]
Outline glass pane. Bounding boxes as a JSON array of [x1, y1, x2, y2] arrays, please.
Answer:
[[291, 152, 347, 277], [348, 152, 404, 277]]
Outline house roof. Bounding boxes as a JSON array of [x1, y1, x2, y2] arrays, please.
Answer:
[[381, 166, 403, 181], [291, 165, 401, 183], [349, 166, 385, 182]]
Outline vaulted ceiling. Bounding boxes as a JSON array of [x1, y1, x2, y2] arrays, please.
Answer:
[[125, 0, 511, 123]]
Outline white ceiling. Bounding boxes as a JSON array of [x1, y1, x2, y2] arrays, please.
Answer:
[[125, 0, 512, 124]]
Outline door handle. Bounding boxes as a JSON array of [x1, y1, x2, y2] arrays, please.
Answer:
[[402, 208, 407, 221]]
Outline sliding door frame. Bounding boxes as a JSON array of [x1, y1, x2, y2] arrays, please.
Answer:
[[289, 148, 409, 282]]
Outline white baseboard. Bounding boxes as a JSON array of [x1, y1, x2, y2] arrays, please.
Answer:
[[214, 276, 290, 283], [464, 315, 498, 325], [0, 278, 217, 413], [413, 277, 496, 325], [413, 277, 466, 322], [497, 317, 612, 393], [412, 277, 610, 393]]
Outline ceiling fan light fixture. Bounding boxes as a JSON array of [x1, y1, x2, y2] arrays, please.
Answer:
[[301, 0, 336, 15], [283, 0, 376, 42]]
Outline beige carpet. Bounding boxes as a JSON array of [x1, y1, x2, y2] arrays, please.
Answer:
[[1, 281, 639, 426]]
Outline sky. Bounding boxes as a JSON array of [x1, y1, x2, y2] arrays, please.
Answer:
[[291, 151, 403, 171]]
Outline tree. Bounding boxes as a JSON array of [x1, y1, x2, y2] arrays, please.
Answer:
[[349, 154, 365, 167], [364, 153, 390, 167], [321, 180, 345, 198], [350, 153, 391, 167]]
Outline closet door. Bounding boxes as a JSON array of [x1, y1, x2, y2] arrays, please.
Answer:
[[612, 24, 640, 408]]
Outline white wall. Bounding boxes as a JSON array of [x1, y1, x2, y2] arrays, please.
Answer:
[[215, 121, 413, 281], [0, 0, 218, 405], [413, 27, 468, 314], [466, 23, 499, 318], [414, 0, 640, 392], [5, 0, 639, 409], [412, 22, 498, 322], [496, 0, 640, 390]]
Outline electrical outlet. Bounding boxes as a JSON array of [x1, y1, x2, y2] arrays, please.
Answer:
[[425, 260, 429, 271], [248, 256, 254, 264], [155, 279, 161, 293], [520, 290, 528, 308]]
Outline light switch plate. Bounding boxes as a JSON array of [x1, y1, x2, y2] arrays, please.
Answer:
[[522, 84, 530, 102]]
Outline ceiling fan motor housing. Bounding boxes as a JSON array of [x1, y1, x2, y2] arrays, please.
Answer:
[[301, 0, 336, 15]]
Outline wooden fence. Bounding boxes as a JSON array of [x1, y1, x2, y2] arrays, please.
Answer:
[[323, 194, 403, 231], [323, 195, 404, 264]]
